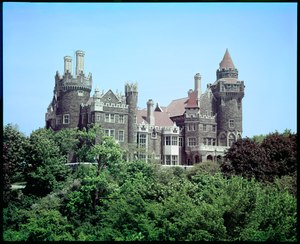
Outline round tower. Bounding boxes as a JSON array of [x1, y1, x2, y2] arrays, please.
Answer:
[[125, 83, 138, 143], [211, 49, 245, 147], [55, 50, 92, 130]]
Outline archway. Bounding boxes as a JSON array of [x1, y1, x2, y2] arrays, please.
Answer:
[[228, 133, 236, 147], [195, 155, 200, 164], [207, 155, 213, 161], [216, 155, 222, 163]]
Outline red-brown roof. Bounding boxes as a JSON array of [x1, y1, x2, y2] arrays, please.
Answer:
[[219, 48, 235, 69], [166, 97, 188, 117], [136, 109, 174, 127]]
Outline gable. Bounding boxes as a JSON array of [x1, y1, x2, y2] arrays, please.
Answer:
[[101, 89, 120, 104]]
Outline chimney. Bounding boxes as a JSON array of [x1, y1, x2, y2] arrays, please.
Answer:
[[76, 50, 85, 76], [194, 73, 201, 106], [147, 99, 155, 126], [64, 56, 72, 75]]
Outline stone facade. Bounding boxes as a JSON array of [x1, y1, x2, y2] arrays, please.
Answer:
[[46, 49, 245, 164]]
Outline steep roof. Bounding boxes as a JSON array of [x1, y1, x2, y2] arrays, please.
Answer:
[[136, 109, 174, 127], [219, 48, 235, 69], [166, 97, 188, 117]]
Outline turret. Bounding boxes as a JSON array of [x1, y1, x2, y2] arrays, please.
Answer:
[[216, 48, 238, 79], [211, 49, 245, 147], [125, 83, 138, 143], [64, 56, 72, 75], [76, 50, 85, 76], [194, 73, 201, 107], [147, 99, 155, 126]]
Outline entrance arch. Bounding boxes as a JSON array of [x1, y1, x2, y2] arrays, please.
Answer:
[[207, 155, 213, 161], [195, 155, 200, 163]]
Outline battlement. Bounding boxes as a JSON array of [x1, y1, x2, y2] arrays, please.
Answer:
[[60, 73, 92, 92], [125, 82, 138, 93]]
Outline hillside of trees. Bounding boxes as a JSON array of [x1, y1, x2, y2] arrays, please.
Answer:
[[3, 124, 297, 241]]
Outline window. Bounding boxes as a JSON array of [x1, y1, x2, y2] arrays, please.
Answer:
[[188, 137, 197, 146], [171, 136, 178, 146], [105, 113, 109, 122], [172, 155, 178, 165], [179, 137, 183, 147], [119, 114, 124, 123], [203, 124, 207, 132], [165, 155, 171, 165], [63, 114, 70, 124], [212, 125, 216, 132], [96, 114, 101, 121], [110, 114, 115, 123], [139, 134, 147, 148], [229, 119, 234, 128], [104, 129, 115, 138], [212, 138, 216, 146], [207, 138, 212, 145], [118, 130, 124, 142], [165, 136, 171, 145]]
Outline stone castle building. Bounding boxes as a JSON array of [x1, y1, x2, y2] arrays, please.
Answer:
[[46, 49, 245, 165]]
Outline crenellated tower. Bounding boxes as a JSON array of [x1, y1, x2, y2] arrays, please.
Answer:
[[46, 50, 92, 130], [125, 83, 138, 143], [211, 49, 245, 147]]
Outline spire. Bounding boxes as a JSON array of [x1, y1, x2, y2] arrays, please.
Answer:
[[219, 48, 235, 69]]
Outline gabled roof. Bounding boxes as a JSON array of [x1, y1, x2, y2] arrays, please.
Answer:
[[219, 48, 235, 69], [136, 109, 174, 127], [166, 97, 188, 117]]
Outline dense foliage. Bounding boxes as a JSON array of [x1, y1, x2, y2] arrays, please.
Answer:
[[3, 125, 297, 241]]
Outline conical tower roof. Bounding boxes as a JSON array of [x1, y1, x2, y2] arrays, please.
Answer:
[[219, 48, 235, 69]]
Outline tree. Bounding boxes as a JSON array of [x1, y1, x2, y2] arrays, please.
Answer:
[[260, 132, 296, 178], [3, 124, 28, 205], [221, 138, 268, 181], [23, 128, 71, 196]]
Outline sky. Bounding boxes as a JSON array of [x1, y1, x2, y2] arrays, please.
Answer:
[[3, 2, 297, 137]]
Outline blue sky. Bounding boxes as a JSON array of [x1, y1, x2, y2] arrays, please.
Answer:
[[3, 2, 297, 137]]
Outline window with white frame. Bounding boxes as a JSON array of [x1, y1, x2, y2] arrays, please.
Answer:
[[104, 129, 115, 138], [165, 136, 171, 145], [203, 124, 207, 132], [165, 155, 171, 165], [110, 114, 115, 123], [179, 137, 183, 147], [139, 134, 147, 148], [171, 136, 178, 146], [119, 114, 124, 123], [105, 113, 110, 122], [188, 137, 197, 146], [63, 114, 70, 124], [118, 130, 124, 142], [172, 155, 178, 165]]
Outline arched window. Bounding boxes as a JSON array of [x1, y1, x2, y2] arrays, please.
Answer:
[[228, 133, 236, 147]]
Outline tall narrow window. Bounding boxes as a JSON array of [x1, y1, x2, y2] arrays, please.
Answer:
[[105, 113, 109, 122], [165, 136, 171, 145], [96, 114, 101, 121], [171, 136, 178, 146], [203, 124, 207, 132], [139, 134, 147, 148], [118, 130, 124, 142], [172, 155, 178, 165], [229, 119, 235, 128], [63, 114, 70, 124], [165, 155, 171, 165], [212, 125, 216, 132], [110, 114, 115, 123], [119, 114, 124, 123], [179, 137, 183, 147]]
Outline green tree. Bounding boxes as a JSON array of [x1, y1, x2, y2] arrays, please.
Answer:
[[23, 128, 71, 196], [3, 124, 28, 205]]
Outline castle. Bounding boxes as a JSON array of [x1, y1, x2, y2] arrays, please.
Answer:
[[46, 49, 245, 165]]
